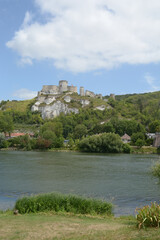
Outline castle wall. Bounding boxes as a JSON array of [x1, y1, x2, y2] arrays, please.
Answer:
[[85, 90, 95, 98], [67, 86, 77, 93], [96, 94, 102, 99], [42, 85, 59, 94]]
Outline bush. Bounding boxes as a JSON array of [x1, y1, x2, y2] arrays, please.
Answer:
[[136, 202, 160, 228], [135, 138, 145, 148], [15, 193, 113, 215], [152, 162, 160, 178], [122, 143, 131, 153], [78, 133, 124, 153]]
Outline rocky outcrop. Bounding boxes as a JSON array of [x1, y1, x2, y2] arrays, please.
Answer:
[[80, 99, 90, 107], [95, 105, 106, 111], [32, 101, 79, 119], [64, 95, 72, 103]]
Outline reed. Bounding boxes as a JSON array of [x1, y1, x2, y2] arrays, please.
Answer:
[[15, 193, 113, 215]]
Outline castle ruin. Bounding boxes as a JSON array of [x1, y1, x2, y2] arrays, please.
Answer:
[[31, 80, 111, 119], [38, 80, 103, 99], [39, 80, 77, 96]]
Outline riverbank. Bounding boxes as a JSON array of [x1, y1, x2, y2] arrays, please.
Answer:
[[131, 146, 157, 154], [0, 146, 157, 154], [0, 211, 159, 240]]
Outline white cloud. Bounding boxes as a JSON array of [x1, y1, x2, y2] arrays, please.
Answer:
[[6, 0, 160, 72], [22, 11, 33, 28], [18, 57, 33, 66], [144, 73, 159, 91], [13, 89, 37, 100]]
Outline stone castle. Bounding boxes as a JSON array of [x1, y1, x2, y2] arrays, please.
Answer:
[[38, 80, 102, 99], [39, 80, 77, 95], [32, 80, 114, 119]]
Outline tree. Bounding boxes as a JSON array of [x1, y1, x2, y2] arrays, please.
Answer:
[[42, 130, 56, 144], [135, 139, 145, 148], [74, 124, 87, 139], [0, 133, 7, 148], [78, 133, 124, 153], [40, 121, 63, 137], [149, 120, 160, 133], [0, 114, 14, 136], [131, 132, 145, 145], [103, 122, 115, 133]]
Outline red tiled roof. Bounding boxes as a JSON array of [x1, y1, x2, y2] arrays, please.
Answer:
[[6, 133, 34, 137], [121, 133, 131, 140]]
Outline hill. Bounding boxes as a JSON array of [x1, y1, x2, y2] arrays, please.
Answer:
[[0, 90, 160, 143]]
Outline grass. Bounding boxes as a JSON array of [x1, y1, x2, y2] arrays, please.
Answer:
[[15, 193, 113, 215], [3, 99, 35, 112], [0, 211, 160, 240]]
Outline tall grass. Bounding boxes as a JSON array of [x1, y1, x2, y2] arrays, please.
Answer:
[[15, 193, 113, 215], [136, 202, 160, 229]]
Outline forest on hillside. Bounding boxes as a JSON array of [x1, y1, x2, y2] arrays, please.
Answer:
[[0, 90, 160, 152]]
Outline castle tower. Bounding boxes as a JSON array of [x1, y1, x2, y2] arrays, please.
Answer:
[[110, 94, 115, 100], [80, 87, 85, 96], [59, 80, 68, 93]]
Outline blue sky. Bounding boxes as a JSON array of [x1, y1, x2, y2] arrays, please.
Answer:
[[1, 0, 160, 100]]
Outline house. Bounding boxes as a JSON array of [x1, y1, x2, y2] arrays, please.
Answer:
[[121, 133, 131, 143], [5, 132, 34, 139], [146, 133, 156, 139]]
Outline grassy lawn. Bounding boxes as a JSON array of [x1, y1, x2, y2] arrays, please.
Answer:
[[0, 212, 160, 240]]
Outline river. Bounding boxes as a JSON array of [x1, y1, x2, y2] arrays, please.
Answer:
[[0, 151, 160, 216]]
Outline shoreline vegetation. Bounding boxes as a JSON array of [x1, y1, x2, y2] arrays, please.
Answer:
[[0, 145, 157, 154], [1, 193, 160, 239]]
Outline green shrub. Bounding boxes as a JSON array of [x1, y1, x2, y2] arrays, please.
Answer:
[[122, 143, 131, 153], [152, 162, 160, 178], [78, 133, 124, 153], [136, 202, 160, 228], [15, 193, 113, 215]]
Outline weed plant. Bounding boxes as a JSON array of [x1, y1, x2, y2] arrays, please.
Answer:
[[15, 193, 113, 215], [136, 202, 160, 228]]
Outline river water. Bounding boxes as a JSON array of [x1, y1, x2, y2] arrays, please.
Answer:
[[0, 151, 160, 216]]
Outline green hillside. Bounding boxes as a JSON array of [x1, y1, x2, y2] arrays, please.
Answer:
[[0, 90, 160, 150], [0, 99, 35, 112]]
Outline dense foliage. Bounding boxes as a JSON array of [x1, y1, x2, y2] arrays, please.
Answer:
[[15, 193, 113, 215]]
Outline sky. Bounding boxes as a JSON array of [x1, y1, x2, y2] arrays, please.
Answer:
[[1, 0, 160, 100]]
